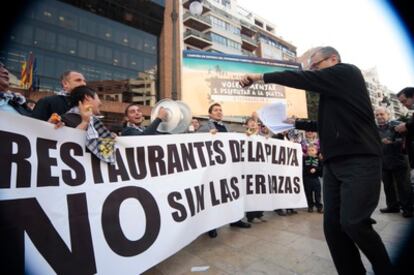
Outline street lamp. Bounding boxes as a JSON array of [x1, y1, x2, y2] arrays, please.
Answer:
[[171, 0, 179, 100], [171, 0, 203, 100], [189, 1, 203, 16]]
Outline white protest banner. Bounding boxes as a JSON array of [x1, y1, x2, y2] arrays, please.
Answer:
[[0, 111, 306, 274]]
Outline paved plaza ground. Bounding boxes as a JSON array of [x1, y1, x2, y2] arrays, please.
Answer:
[[144, 189, 413, 275]]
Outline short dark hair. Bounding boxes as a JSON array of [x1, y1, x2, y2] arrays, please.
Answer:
[[60, 71, 75, 82], [124, 103, 140, 116], [397, 87, 414, 98], [312, 46, 342, 62], [208, 103, 221, 114], [69, 86, 96, 108]]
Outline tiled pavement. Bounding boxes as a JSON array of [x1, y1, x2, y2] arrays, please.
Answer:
[[144, 190, 414, 275]]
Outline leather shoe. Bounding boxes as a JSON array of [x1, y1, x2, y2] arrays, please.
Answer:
[[380, 207, 400, 213], [208, 229, 217, 238], [275, 209, 287, 216], [317, 207, 323, 213], [307, 207, 313, 213], [402, 211, 413, 218], [230, 220, 251, 228]]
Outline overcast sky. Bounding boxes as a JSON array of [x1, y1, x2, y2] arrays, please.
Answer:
[[237, 0, 414, 93]]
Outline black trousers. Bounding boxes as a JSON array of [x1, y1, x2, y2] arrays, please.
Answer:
[[323, 155, 393, 275], [304, 177, 322, 208], [382, 165, 413, 212]]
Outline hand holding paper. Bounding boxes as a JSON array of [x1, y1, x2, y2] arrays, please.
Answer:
[[257, 102, 295, 134]]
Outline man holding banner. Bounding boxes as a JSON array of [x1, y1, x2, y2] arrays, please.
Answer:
[[240, 46, 393, 275], [32, 70, 86, 121], [198, 103, 251, 238]]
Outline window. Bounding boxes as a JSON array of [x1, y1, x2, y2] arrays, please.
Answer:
[[143, 35, 157, 54], [79, 17, 97, 36], [210, 16, 240, 35], [115, 31, 129, 46], [144, 57, 156, 71], [35, 4, 57, 24], [129, 34, 143, 51], [211, 33, 240, 50], [17, 25, 34, 46], [98, 24, 113, 41], [129, 54, 144, 70], [78, 40, 95, 60], [254, 19, 263, 28], [211, 33, 227, 45], [113, 50, 128, 68], [57, 35, 76, 55], [57, 11, 78, 31], [43, 56, 56, 77], [97, 45, 112, 64], [34, 28, 56, 50]]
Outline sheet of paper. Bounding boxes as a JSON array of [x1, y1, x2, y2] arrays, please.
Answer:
[[191, 266, 210, 272], [257, 102, 294, 134]]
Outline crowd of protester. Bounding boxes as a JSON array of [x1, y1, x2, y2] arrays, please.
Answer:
[[2, 58, 414, 273]]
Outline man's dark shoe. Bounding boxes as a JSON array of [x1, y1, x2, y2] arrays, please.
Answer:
[[308, 207, 314, 213], [230, 220, 251, 228], [380, 207, 400, 213], [287, 209, 298, 214], [207, 229, 217, 238], [275, 209, 287, 216], [402, 211, 413, 218], [317, 207, 323, 213]]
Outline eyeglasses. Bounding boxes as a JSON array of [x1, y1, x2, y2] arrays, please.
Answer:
[[310, 56, 330, 70]]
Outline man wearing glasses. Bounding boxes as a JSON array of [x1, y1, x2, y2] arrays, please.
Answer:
[[240, 47, 393, 275]]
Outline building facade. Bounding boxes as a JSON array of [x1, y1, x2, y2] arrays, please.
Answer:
[[363, 67, 407, 119], [182, 0, 297, 61], [1, 0, 164, 93]]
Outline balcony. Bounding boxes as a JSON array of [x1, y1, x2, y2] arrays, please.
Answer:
[[240, 20, 257, 37], [242, 49, 255, 57], [184, 29, 212, 49], [183, 12, 212, 32], [241, 34, 257, 51]]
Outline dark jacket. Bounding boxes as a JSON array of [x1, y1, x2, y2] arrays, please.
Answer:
[[197, 120, 230, 133], [303, 156, 323, 178], [263, 63, 381, 161], [32, 95, 70, 121], [121, 118, 162, 136], [61, 112, 82, 128], [377, 122, 409, 169], [403, 114, 414, 168]]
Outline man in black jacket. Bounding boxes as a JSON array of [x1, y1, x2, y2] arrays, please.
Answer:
[[240, 46, 392, 275], [395, 87, 414, 168], [32, 70, 86, 121], [375, 106, 413, 218], [121, 103, 168, 136]]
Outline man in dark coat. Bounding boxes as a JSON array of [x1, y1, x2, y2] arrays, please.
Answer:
[[240, 46, 392, 275]]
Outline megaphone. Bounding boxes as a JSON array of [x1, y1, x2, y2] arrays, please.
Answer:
[[150, 99, 192, 134]]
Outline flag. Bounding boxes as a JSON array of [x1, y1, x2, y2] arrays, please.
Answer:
[[30, 57, 39, 91], [19, 52, 35, 89], [20, 61, 28, 88]]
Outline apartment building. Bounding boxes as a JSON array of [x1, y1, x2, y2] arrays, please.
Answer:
[[182, 0, 297, 61], [363, 67, 407, 119]]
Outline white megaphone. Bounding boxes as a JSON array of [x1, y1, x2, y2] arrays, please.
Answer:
[[150, 99, 192, 134]]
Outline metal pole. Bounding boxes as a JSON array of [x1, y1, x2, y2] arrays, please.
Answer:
[[171, 0, 178, 100]]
